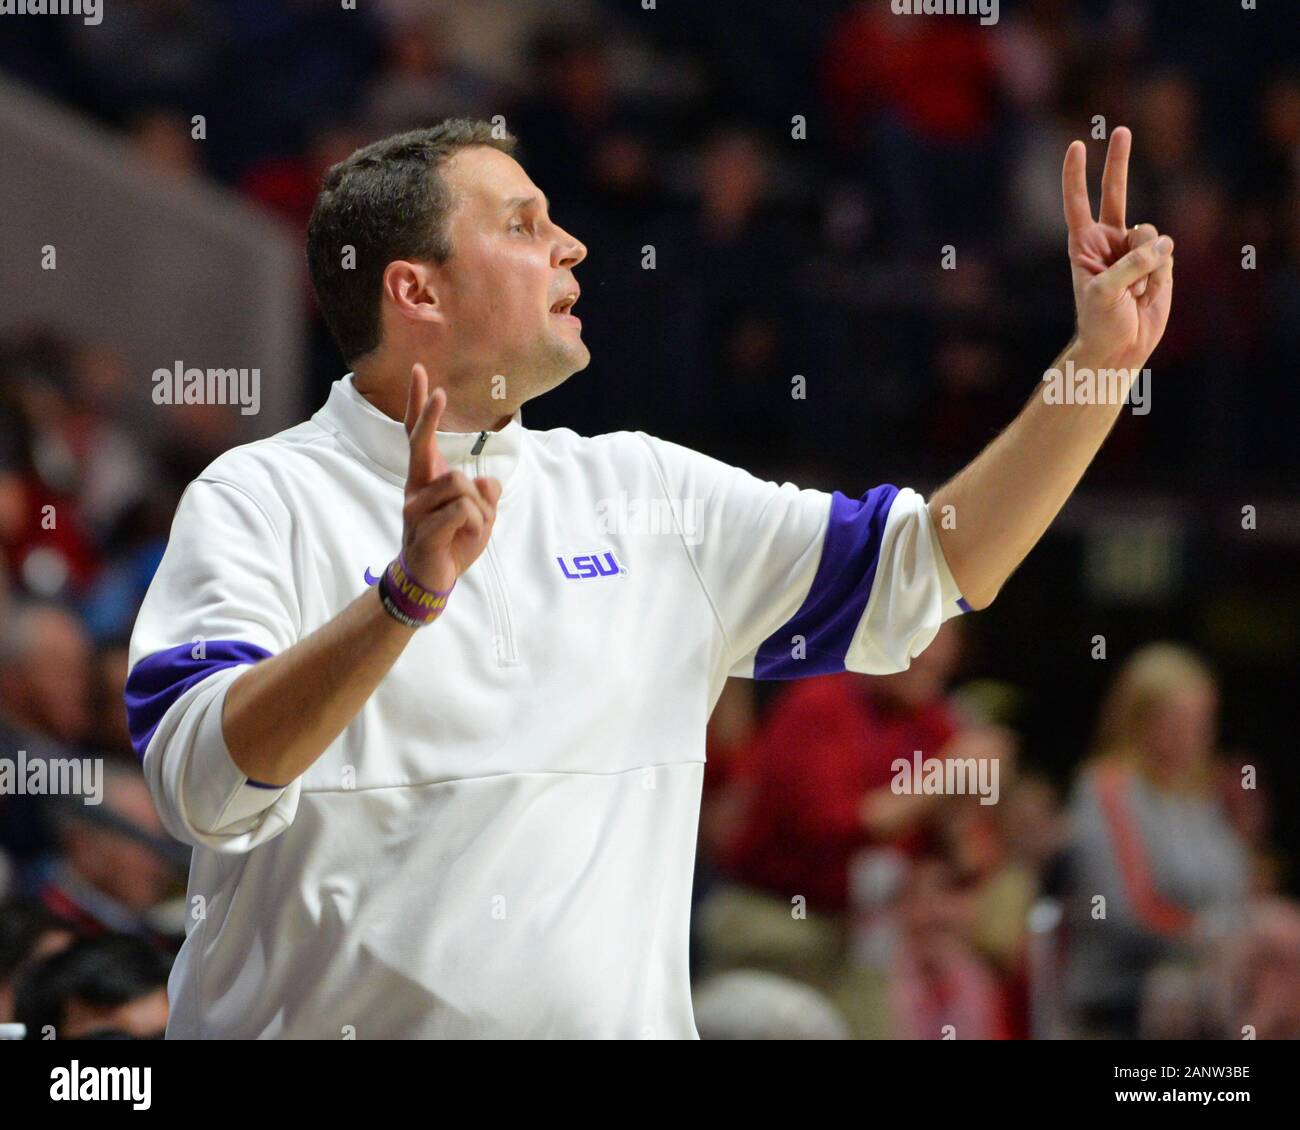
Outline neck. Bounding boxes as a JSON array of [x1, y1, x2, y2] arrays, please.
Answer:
[[352, 353, 517, 432]]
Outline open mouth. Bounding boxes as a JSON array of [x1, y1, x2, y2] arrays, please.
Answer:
[[549, 294, 579, 319]]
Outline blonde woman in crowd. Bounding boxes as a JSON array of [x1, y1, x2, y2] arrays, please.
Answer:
[[1064, 644, 1249, 1038]]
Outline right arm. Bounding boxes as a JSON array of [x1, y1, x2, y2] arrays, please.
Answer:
[[127, 364, 499, 848], [223, 363, 501, 787], [220, 585, 417, 787]]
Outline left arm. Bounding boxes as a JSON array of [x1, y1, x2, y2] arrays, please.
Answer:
[[928, 127, 1174, 610]]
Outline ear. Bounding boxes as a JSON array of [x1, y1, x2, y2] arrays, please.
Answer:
[[381, 259, 445, 328]]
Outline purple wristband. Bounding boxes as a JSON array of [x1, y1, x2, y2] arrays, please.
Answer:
[[380, 554, 453, 626]]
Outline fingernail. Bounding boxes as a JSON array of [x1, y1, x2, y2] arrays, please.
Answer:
[[1155, 236, 1172, 255]]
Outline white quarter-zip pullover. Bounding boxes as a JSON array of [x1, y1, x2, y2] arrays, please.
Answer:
[[126, 374, 967, 1038]]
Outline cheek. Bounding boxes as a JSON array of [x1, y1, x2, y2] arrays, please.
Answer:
[[498, 250, 553, 318], [467, 272, 537, 333], [448, 244, 552, 351]]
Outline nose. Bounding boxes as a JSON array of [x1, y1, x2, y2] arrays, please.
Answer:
[[553, 224, 587, 270]]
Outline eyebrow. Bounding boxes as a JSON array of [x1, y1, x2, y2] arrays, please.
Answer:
[[502, 194, 549, 214]]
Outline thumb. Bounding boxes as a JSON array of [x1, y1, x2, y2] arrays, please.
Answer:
[[1127, 223, 1159, 298], [1093, 235, 1173, 303]]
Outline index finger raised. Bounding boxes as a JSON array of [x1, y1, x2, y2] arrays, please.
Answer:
[[407, 375, 448, 488], [1061, 139, 1094, 234]]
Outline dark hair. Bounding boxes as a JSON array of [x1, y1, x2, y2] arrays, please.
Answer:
[[306, 119, 519, 364], [0, 896, 66, 984], [14, 933, 171, 1039]]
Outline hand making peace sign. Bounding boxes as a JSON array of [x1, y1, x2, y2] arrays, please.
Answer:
[[1062, 126, 1174, 370]]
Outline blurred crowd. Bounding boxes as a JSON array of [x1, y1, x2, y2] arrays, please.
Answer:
[[692, 630, 1297, 1040], [1, 0, 1297, 486], [1, 0, 1297, 1039]]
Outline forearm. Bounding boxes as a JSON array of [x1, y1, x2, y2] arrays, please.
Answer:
[[928, 339, 1130, 609], [222, 587, 417, 786]]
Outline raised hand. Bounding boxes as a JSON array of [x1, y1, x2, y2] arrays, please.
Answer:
[[401, 362, 502, 593], [1062, 126, 1174, 369]]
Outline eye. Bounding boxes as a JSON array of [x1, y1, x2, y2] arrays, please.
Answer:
[[508, 218, 529, 234]]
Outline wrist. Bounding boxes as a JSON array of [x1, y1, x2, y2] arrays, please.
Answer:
[[377, 554, 454, 628], [1054, 343, 1148, 406], [371, 582, 419, 634], [1069, 335, 1147, 375]]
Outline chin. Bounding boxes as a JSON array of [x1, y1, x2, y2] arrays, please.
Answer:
[[511, 337, 592, 400], [569, 341, 592, 371], [547, 336, 591, 378], [546, 350, 590, 394]]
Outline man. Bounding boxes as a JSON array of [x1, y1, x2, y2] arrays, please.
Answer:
[[126, 119, 1172, 1038], [0, 603, 94, 864], [14, 933, 170, 1040], [0, 602, 93, 750], [36, 763, 182, 945], [0, 896, 74, 1026]]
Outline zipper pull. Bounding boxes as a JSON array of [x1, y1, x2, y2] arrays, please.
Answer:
[[470, 430, 488, 456]]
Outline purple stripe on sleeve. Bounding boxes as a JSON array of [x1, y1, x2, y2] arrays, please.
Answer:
[[124, 640, 272, 759], [753, 485, 899, 679]]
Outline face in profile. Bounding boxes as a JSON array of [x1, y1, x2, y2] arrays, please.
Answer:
[[433, 146, 590, 402]]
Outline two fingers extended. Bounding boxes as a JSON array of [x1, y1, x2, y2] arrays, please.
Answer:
[[1062, 126, 1132, 234]]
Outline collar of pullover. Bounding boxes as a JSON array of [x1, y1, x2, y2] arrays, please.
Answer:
[[316, 373, 525, 494]]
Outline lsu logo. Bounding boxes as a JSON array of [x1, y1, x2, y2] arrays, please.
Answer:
[[556, 550, 626, 579]]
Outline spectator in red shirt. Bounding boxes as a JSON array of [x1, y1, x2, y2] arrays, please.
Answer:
[[717, 620, 976, 914], [823, 3, 1000, 147], [820, 2, 1008, 250]]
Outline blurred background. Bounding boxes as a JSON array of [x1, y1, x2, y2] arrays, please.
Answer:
[[0, 0, 1298, 1040]]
